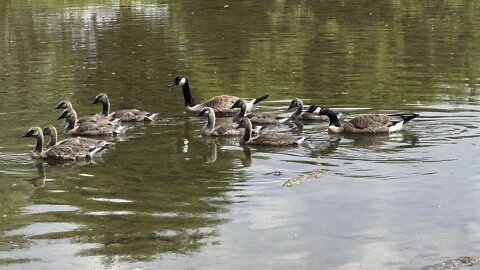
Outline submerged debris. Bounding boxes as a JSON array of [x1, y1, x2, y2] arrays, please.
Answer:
[[422, 256, 480, 270], [282, 169, 328, 187], [264, 170, 283, 176]]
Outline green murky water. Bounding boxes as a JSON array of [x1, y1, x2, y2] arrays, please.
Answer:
[[1, 1, 480, 269]]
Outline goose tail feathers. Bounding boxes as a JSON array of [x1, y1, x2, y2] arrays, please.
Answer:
[[390, 113, 419, 123], [295, 136, 309, 145], [277, 117, 290, 124], [145, 113, 158, 121], [253, 94, 269, 105], [113, 125, 128, 137], [88, 145, 107, 157]]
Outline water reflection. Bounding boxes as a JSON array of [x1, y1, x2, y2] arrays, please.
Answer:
[[1, 0, 480, 269]]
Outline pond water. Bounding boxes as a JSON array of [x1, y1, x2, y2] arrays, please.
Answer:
[[1, 1, 480, 269]]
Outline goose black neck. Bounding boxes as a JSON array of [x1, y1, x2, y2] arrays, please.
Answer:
[[182, 82, 196, 107], [101, 99, 110, 116], [321, 109, 341, 127], [239, 102, 247, 117]]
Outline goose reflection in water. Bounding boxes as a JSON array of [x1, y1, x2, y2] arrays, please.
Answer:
[[340, 131, 419, 150]]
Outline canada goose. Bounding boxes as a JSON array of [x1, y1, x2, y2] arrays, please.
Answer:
[[318, 108, 419, 134], [42, 125, 114, 150], [197, 107, 263, 136], [92, 93, 158, 122], [168, 75, 269, 116], [55, 100, 106, 124], [58, 108, 127, 137], [23, 127, 106, 160], [236, 118, 308, 146], [287, 98, 328, 121], [231, 99, 289, 125]]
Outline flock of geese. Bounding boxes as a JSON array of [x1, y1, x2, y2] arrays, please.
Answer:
[[23, 75, 419, 161]]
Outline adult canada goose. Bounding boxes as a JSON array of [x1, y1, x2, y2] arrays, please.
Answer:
[[58, 108, 127, 137], [318, 108, 419, 134], [287, 98, 328, 121], [236, 118, 308, 146], [42, 125, 114, 150], [197, 107, 263, 136], [231, 99, 289, 125], [92, 93, 158, 122], [168, 75, 269, 116], [23, 127, 106, 160]]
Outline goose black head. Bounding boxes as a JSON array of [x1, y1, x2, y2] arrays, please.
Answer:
[[230, 99, 244, 109], [23, 127, 42, 138], [168, 76, 187, 87], [197, 107, 212, 117], [306, 105, 321, 114], [92, 93, 109, 105], [319, 107, 334, 116], [55, 100, 72, 110]]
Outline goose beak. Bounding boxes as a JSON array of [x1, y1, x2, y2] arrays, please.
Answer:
[[197, 111, 204, 117], [287, 104, 294, 111], [22, 132, 30, 137], [54, 104, 62, 110], [57, 114, 65, 120], [168, 82, 176, 87]]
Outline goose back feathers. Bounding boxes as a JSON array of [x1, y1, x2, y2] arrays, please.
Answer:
[[319, 108, 419, 134], [236, 118, 307, 146], [92, 93, 158, 122], [168, 76, 269, 117], [23, 127, 107, 160], [58, 108, 126, 137]]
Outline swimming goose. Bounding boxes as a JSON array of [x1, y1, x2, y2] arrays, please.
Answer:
[[236, 118, 308, 146], [197, 107, 263, 136], [42, 125, 114, 150], [92, 93, 158, 122], [55, 100, 106, 124], [231, 99, 289, 125], [318, 108, 419, 134], [23, 127, 106, 160], [168, 75, 269, 116], [287, 98, 328, 121], [58, 108, 127, 137]]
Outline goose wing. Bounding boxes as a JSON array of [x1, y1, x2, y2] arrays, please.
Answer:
[[249, 134, 297, 146], [343, 114, 390, 133], [202, 95, 238, 110], [248, 112, 279, 125], [299, 112, 329, 121], [213, 123, 242, 136], [111, 109, 152, 122], [73, 121, 117, 136], [45, 144, 90, 160]]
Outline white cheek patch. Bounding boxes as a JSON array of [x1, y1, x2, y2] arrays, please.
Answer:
[[313, 107, 321, 114], [179, 77, 186, 86]]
